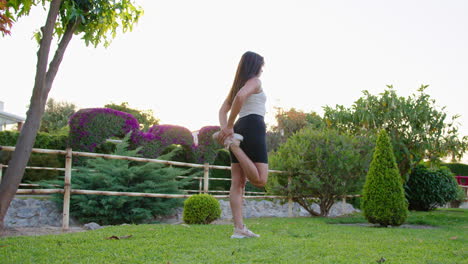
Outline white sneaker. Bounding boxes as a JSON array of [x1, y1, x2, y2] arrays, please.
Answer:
[[230, 225, 260, 239], [212, 132, 243, 149]]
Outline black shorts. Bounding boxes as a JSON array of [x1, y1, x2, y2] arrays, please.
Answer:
[[230, 114, 268, 164]]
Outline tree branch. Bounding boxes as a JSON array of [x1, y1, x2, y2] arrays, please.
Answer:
[[44, 18, 81, 99], [32, 0, 62, 105]]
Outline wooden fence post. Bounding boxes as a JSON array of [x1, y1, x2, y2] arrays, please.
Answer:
[[198, 177, 203, 194], [62, 148, 72, 231], [203, 163, 209, 194], [288, 176, 293, 217]]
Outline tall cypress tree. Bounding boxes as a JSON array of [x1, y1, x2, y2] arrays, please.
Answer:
[[362, 129, 408, 226]]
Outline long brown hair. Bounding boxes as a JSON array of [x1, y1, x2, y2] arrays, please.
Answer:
[[227, 51, 264, 104]]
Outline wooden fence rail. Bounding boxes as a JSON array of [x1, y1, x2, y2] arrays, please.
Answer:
[[0, 146, 289, 230]]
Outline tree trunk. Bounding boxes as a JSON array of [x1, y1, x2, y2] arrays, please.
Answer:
[[294, 197, 320, 217], [319, 197, 335, 217], [0, 0, 66, 234]]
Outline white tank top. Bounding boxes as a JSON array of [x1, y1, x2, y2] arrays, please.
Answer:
[[238, 90, 267, 118]]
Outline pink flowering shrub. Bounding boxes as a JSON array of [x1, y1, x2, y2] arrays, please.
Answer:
[[136, 124, 194, 159], [69, 109, 225, 164], [194, 126, 221, 164], [148, 124, 194, 146], [69, 108, 139, 152]]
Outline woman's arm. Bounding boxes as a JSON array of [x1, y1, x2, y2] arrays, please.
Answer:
[[217, 98, 233, 145], [218, 98, 231, 129], [217, 78, 261, 144]]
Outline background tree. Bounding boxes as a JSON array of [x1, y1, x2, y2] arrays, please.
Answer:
[[0, 0, 143, 232], [324, 85, 468, 180], [39, 98, 77, 133], [105, 102, 159, 131], [267, 107, 324, 152], [0, 0, 13, 35], [274, 107, 324, 137]]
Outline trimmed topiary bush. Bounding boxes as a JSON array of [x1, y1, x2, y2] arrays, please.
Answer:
[[68, 109, 224, 164], [362, 129, 408, 226], [131, 124, 194, 160], [405, 165, 460, 211], [158, 144, 192, 163], [68, 108, 140, 152], [129, 130, 163, 158], [183, 194, 221, 224], [68, 107, 227, 165], [148, 124, 194, 147], [194, 126, 221, 164]]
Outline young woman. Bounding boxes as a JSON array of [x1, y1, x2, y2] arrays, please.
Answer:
[[214, 51, 268, 238]]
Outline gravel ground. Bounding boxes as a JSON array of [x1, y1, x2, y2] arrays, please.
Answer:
[[1, 219, 234, 238], [1, 226, 87, 237]]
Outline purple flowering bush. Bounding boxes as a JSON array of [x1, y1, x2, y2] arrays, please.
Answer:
[[69, 108, 140, 152], [129, 130, 164, 159], [69, 108, 227, 165], [194, 126, 221, 164], [148, 125, 194, 146], [133, 124, 195, 159]]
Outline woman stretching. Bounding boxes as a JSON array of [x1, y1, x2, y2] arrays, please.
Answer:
[[214, 51, 268, 238]]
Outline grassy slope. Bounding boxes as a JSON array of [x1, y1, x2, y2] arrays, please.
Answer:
[[1, 209, 467, 264]]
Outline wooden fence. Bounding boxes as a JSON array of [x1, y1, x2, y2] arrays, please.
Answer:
[[3, 145, 463, 231], [0, 146, 293, 230]]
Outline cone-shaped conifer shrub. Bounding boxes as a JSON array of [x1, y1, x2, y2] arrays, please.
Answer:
[[362, 129, 408, 226]]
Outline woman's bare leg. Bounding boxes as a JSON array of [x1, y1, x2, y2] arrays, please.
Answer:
[[230, 163, 246, 229], [229, 144, 268, 188]]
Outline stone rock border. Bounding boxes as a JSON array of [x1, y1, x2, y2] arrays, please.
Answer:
[[6, 198, 361, 228]]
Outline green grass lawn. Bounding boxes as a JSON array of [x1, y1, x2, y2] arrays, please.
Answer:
[[1, 209, 467, 264]]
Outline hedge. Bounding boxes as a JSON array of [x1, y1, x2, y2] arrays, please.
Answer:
[[443, 163, 468, 176], [0, 130, 68, 182]]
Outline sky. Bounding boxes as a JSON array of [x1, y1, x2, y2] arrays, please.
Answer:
[[2, 0, 468, 140]]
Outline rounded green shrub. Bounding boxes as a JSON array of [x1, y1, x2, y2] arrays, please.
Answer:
[[183, 194, 221, 224], [267, 127, 373, 216], [405, 165, 459, 211], [362, 129, 408, 226]]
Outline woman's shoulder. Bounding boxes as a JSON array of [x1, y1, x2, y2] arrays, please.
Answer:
[[246, 77, 262, 90]]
